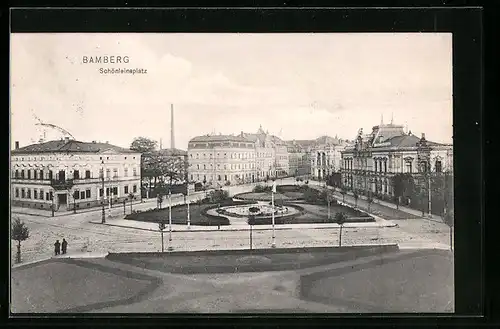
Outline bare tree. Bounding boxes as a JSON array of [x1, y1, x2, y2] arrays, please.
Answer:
[[335, 212, 347, 247]]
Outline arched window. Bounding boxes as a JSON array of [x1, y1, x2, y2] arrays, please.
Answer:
[[435, 160, 442, 173]]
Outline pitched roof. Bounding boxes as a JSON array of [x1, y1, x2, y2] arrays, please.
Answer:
[[374, 134, 445, 148], [189, 135, 253, 143], [12, 140, 137, 154]]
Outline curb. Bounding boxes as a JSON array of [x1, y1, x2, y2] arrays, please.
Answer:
[[11, 256, 53, 270], [12, 252, 110, 270], [89, 220, 398, 233]]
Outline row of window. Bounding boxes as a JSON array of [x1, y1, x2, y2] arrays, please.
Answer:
[[13, 168, 138, 180], [191, 171, 277, 182], [194, 163, 261, 170], [98, 185, 137, 197], [15, 188, 52, 200], [342, 159, 442, 174], [13, 155, 137, 162], [189, 152, 279, 160], [14, 185, 138, 201]]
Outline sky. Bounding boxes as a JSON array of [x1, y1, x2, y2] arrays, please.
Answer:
[[10, 33, 453, 150]]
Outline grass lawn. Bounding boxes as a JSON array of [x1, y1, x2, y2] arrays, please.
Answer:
[[250, 203, 374, 225], [125, 203, 231, 226], [107, 246, 395, 274], [235, 192, 293, 201], [347, 199, 422, 220], [11, 259, 155, 313], [301, 251, 454, 312]]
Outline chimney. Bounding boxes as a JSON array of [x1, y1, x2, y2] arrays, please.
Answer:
[[170, 104, 175, 150], [421, 133, 426, 139], [65, 137, 70, 142], [15, 141, 19, 150], [240, 131, 244, 137]]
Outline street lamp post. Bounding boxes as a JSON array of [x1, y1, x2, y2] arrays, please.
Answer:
[[187, 186, 191, 229], [101, 161, 105, 224], [271, 180, 276, 248], [108, 178, 112, 218], [427, 169, 432, 218], [51, 190, 55, 217], [168, 189, 173, 251]]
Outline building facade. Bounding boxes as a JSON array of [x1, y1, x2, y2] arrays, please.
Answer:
[[188, 134, 256, 187], [340, 122, 453, 198], [310, 136, 348, 180], [286, 140, 313, 177], [11, 139, 142, 212], [187, 126, 290, 187]]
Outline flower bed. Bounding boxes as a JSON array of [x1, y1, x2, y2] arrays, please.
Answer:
[[125, 199, 255, 226]]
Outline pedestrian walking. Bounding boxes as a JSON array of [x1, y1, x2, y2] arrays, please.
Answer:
[[54, 240, 61, 256], [61, 238, 68, 255]]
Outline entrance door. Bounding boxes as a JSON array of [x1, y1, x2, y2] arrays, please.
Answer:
[[57, 194, 68, 211]]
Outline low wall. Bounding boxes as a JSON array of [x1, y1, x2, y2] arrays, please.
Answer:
[[106, 244, 400, 274], [107, 244, 399, 258]]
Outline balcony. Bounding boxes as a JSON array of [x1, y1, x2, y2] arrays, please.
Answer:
[[50, 179, 74, 190]]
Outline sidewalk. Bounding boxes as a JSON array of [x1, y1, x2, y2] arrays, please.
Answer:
[[89, 216, 397, 233], [10, 199, 151, 218], [311, 184, 444, 223]]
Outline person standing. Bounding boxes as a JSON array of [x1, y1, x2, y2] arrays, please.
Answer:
[[54, 240, 61, 256], [61, 239, 68, 255]]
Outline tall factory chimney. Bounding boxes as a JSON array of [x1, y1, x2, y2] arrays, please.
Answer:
[[170, 104, 175, 150]]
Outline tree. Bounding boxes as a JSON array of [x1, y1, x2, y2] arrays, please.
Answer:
[[208, 189, 229, 203], [353, 191, 359, 208], [443, 209, 454, 251], [158, 220, 166, 252], [340, 187, 347, 203], [11, 217, 29, 264], [366, 193, 374, 212], [416, 187, 427, 217], [392, 173, 416, 208], [157, 193, 164, 209], [128, 192, 135, 213], [130, 136, 157, 153], [304, 188, 319, 204], [335, 212, 347, 247]]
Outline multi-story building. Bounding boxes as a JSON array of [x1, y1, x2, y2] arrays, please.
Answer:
[[187, 134, 256, 187], [187, 126, 290, 186], [310, 136, 348, 180], [11, 138, 142, 212], [243, 126, 289, 179], [286, 140, 314, 177], [340, 120, 453, 198]]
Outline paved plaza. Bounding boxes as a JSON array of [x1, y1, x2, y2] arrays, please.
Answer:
[[10, 179, 452, 265], [10, 179, 454, 314]]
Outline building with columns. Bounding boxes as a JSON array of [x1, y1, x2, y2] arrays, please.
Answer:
[[340, 120, 453, 197], [309, 136, 349, 180], [11, 138, 142, 212]]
